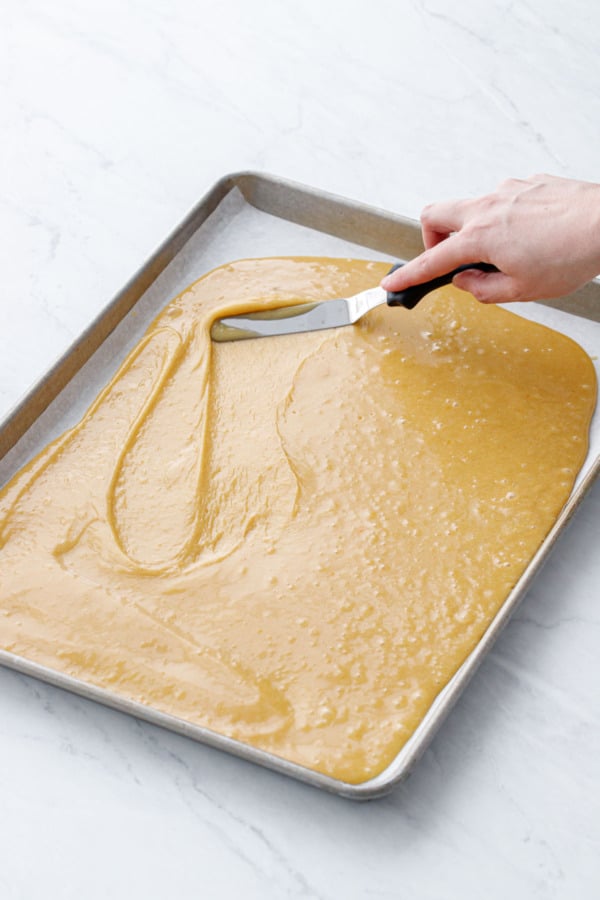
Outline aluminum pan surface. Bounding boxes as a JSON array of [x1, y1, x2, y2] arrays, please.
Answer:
[[0, 172, 599, 799]]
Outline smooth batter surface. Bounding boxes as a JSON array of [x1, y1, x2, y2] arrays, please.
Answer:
[[0, 257, 596, 783]]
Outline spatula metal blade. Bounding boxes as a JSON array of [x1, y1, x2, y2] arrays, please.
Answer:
[[211, 287, 386, 342]]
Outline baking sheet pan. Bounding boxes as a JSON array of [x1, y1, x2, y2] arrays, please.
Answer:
[[1, 171, 599, 799]]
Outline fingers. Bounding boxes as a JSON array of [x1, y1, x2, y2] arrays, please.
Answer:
[[422, 225, 450, 250], [381, 235, 473, 291], [420, 199, 469, 249], [452, 269, 519, 304], [381, 198, 474, 290]]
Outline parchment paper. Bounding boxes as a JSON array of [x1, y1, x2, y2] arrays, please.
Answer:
[[1, 185, 599, 492], [1, 183, 599, 796]]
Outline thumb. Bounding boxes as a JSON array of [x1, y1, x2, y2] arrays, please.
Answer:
[[453, 269, 518, 304]]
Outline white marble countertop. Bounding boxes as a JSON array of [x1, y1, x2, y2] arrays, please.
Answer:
[[1, 1, 599, 897]]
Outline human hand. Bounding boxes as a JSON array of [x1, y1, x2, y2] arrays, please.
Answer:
[[381, 174, 600, 303]]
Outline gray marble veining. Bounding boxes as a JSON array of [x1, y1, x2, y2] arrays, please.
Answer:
[[0, 0, 599, 897]]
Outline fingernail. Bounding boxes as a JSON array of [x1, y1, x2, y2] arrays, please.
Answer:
[[380, 276, 393, 289]]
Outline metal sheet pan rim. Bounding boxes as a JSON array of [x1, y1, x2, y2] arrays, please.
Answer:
[[1, 170, 599, 800], [0, 461, 597, 802]]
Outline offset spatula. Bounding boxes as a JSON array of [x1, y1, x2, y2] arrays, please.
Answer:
[[210, 262, 498, 342]]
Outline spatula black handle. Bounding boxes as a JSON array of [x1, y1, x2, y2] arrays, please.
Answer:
[[385, 262, 500, 309]]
